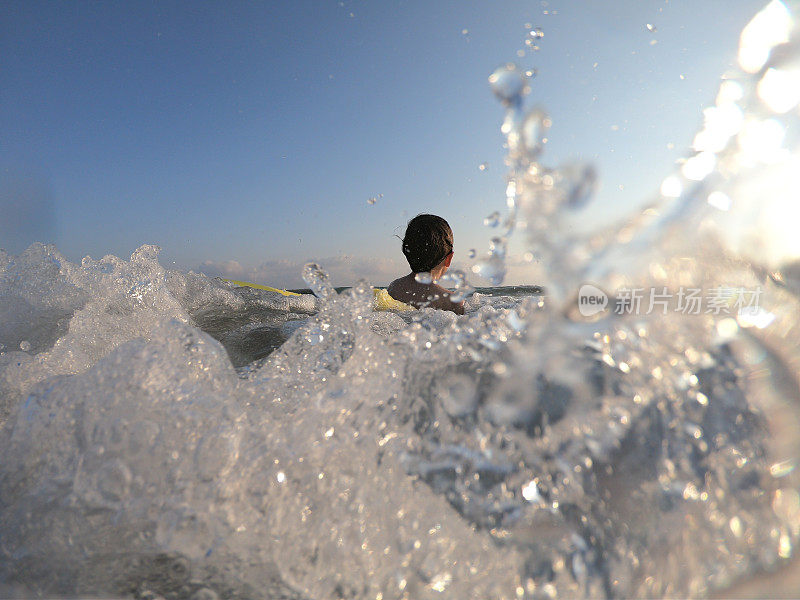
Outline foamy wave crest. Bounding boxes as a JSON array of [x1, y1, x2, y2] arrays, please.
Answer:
[[0, 245, 535, 598]]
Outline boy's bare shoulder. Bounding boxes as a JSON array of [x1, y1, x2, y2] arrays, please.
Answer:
[[387, 276, 408, 298], [386, 278, 464, 315]]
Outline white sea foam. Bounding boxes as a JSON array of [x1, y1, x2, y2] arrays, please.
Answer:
[[2, 2, 800, 598]]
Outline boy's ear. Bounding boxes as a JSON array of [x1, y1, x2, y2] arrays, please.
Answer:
[[444, 252, 453, 267]]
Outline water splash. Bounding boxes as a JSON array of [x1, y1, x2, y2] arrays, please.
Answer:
[[488, 63, 529, 105], [483, 211, 501, 227], [472, 253, 506, 286], [1, 2, 800, 599], [525, 26, 544, 52], [521, 108, 551, 158], [302, 262, 336, 299], [439, 269, 475, 302], [559, 161, 599, 209], [459, 1, 800, 595]]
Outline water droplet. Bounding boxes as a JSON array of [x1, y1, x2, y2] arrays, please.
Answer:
[[472, 254, 506, 286], [682, 151, 716, 181], [504, 309, 525, 334], [531, 26, 544, 38], [779, 534, 793, 558], [646, 23, 657, 32], [560, 162, 598, 209], [707, 191, 732, 211], [19, 340, 30, 352], [439, 269, 474, 302], [524, 38, 540, 51], [484, 211, 501, 227], [758, 67, 800, 114], [729, 516, 742, 537], [660, 175, 683, 198], [478, 162, 488, 171], [461, 28, 469, 35], [189, 588, 220, 600], [521, 108, 551, 158], [468, 248, 476, 259], [488, 63, 527, 104], [770, 460, 795, 478], [737, 117, 785, 164], [522, 479, 541, 502], [738, 0, 792, 73], [415, 272, 433, 284], [302, 263, 336, 299], [716, 317, 739, 339], [367, 193, 383, 205], [430, 572, 452, 592], [305, 331, 324, 346], [490, 237, 507, 259]]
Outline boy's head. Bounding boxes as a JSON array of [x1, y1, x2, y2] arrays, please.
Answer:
[[402, 214, 453, 273]]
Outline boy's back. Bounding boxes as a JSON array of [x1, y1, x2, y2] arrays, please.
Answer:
[[387, 274, 464, 314]]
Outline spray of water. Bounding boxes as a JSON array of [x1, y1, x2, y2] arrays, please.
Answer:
[[1, 2, 800, 598]]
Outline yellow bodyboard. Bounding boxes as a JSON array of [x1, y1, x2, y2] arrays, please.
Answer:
[[223, 279, 301, 296], [223, 278, 413, 310], [373, 288, 414, 311]]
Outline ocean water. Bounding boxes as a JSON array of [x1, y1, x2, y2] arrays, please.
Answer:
[[2, 2, 800, 599]]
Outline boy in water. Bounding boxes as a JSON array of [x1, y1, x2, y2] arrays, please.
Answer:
[[387, 214, 465, 315]]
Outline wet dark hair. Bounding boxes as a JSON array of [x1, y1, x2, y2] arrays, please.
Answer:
[[401, 214, 453, 273]]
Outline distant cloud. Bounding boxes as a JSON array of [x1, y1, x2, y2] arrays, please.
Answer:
[[197, 259, 248, 279], [198, 255, 405, 289]]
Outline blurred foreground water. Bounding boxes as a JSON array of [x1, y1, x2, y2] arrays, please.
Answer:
[[2, 1, 800, 598]]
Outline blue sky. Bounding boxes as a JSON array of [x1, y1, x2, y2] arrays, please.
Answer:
[[1, 0, 763, 287]]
